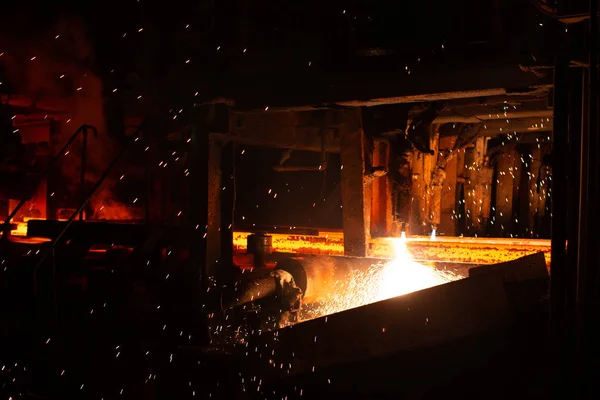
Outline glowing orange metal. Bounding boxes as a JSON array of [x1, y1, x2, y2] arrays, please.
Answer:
[[233, 231, 551, 267]]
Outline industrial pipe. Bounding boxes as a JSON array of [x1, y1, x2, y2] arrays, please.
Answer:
[[246, 233, 273, 267], [221, 268, 301, 310], [221, 271, 279, 309], [222, 256, 389, 309], [276, 256, 387, 303]]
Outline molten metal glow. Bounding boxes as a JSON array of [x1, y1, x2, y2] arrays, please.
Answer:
[[11, 222, 28, 236], [300, 236, 463, 321], [233, 231, 551, 267], [7, 218, 65, 238]]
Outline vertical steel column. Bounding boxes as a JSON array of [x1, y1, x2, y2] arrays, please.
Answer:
[[79, 126, 88, 221], [578, 1, 600, 396], [550, 55, 571, 399], [551, 57, 570, 317], [189, 123, 209, 286], [370, 139, 391, 237], [340, 110, 370, 257], [220, 141, 235, 270], [583, 0, 600, 305], [144, 122, 151, 224], [186, 120, 213, 347], [567, 68, 583, 307]]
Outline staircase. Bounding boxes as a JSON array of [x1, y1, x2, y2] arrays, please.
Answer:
[[0, 121, 186, 327]]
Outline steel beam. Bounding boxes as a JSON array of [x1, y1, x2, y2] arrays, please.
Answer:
[[550, 57, 569, 321], [439, 135, 458, 235], [431, 109, 553, 124], [369, 139, 393, 237], [409, 151, 427, 235], [463, 137, 493, 235], [339, 110, 370, 257], [232, 65, 552, 111], [493, 149, 520, 236], [223, 111, 341, 152]]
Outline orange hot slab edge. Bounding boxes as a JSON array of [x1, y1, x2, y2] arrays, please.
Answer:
[[233, 231, 551, 267]]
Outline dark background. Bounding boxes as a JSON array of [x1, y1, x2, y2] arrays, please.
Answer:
[[0, 0, 548, 230], [233, 147, 343, 228]]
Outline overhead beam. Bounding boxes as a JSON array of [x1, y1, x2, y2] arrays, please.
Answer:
[[215, 117, 552, 152], [232, 64, 553, 111], [336, 86, 553, 108], [220, 104, 552, 152], [478, 118, 553, 136], [220, 111, 341, 152], [1, 94, 71, 114], [234, 87, 553, 113], [431, 109, 553, 124]]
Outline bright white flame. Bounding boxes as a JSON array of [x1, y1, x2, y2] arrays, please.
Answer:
[[430, 228, 437, 241], [300, 236, 462, 321], [376, 236, 449, 301]]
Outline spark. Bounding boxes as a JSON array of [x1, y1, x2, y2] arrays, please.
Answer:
[[302, 236, 462, 320]]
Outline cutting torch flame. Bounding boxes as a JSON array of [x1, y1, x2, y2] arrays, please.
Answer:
[[301, 234, 462, 321], [430, 228, 437, 241], [376, 234, 450, 301]]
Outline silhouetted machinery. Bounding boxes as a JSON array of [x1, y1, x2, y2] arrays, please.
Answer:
[[220, 253, 469, 331], [220, 256, 383, 328]]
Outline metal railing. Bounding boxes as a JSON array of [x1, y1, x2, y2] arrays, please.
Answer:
[[29, 121, 147, 323], [1, 124, 97, 241], [31, 121, 147, 297]]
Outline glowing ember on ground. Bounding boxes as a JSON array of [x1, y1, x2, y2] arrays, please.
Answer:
[[300, 236, 463, 321]]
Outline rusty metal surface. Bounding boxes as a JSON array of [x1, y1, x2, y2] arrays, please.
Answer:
[[246, 271, 510, 379], [469, 251, 548, 282], [245, 252, 547, 381], [339, 115, 371, 257]]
